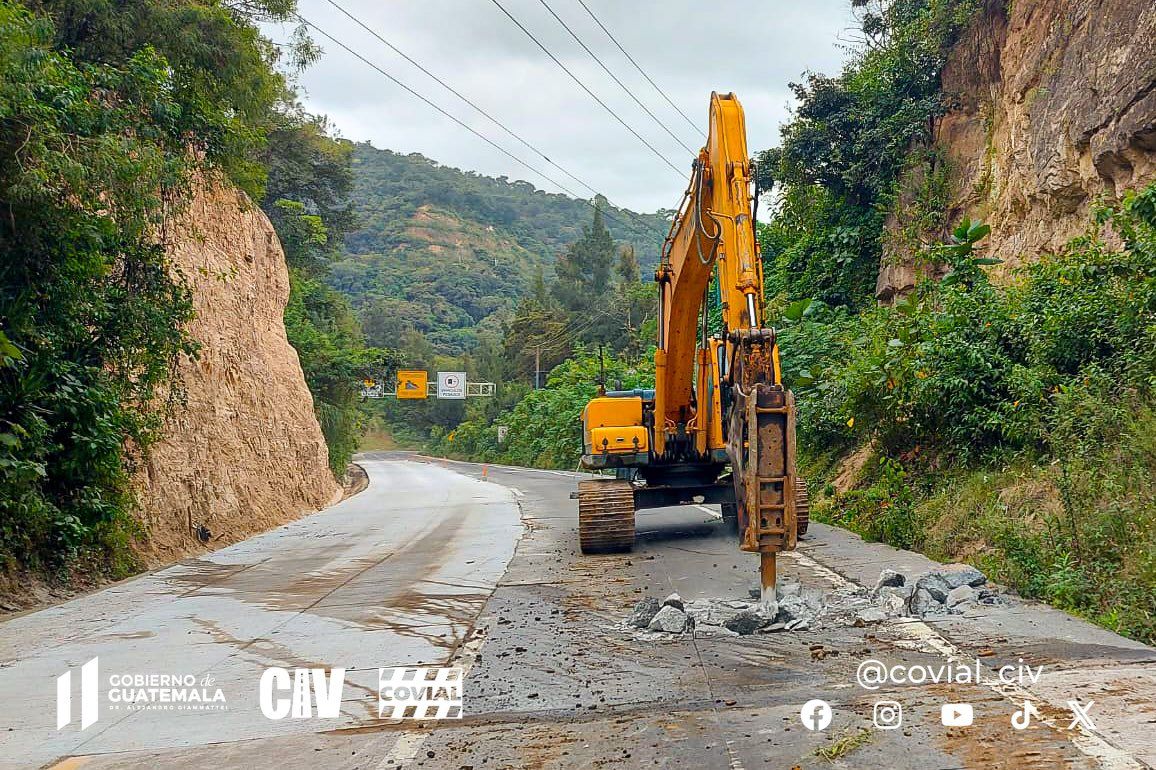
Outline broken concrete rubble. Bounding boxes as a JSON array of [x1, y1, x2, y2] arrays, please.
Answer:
[[647, 604, 688, 633], [627, 597, 661, 629], [874, 569, 905, 591], [723, 609, 769, 635], [775, 594, 812, 626], [854, 607, 889, 626], [620, 562, 1007, 639], [925, 563, 988, 591], [662, 592, 684, 611], [946, 584, 976, 608], [909, 587, 943, 616]]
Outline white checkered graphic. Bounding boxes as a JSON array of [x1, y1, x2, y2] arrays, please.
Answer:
[[378, 667, 463, 719]]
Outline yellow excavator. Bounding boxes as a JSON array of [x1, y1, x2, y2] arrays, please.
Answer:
[[576, 92, 806, 599]]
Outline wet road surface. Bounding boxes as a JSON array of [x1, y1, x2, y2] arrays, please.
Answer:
[[2, 454, 1154, 769]]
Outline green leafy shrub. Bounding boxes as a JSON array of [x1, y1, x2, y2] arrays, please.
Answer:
[[757, 0, 983, 307], [432, 348, 654, 470], [803, 190, 1156, 643]]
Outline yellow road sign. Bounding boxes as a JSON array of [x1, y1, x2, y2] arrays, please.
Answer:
[[396, 370, 428, 400]]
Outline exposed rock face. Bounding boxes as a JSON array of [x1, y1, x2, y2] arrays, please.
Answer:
[[133, 179, 339, 565], [879, 0, 1156, 298]]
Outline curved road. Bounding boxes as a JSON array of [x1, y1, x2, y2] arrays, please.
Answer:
[[1, 454, 1154, 769]]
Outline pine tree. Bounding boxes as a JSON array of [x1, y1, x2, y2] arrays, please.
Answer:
[[616, 245, 641, 286], [551, 199, 616, 313]]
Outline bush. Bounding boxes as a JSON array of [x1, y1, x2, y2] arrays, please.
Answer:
[[806, 190, 1156, 643], [786, 201, 1156, 462]]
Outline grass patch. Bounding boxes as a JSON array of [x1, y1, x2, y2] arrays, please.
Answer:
[[815, 401, 1156, 644], [815, 728, 872, 762]]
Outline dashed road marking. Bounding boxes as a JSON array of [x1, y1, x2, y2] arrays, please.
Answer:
[[695, 504, 721, 520], [786, 550, 1145, 770], [377, 732, 426, 768]]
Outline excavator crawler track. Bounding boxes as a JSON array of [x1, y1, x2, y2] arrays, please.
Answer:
[[795, 477, 810, 537], [577, 479, 636, 553]]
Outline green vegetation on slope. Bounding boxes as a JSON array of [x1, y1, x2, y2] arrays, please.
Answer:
[[787, 197, 1156, 641], [756, 0, 981, 307], [758, 0, 1156, 643], [331, 143, 667, 355], [378, 201, 657, 459], [0, 0, 305, 578], [0, 0, 397, 584], [259, 112, 397, 476]]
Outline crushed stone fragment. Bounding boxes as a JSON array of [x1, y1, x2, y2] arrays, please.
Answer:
[[626, 597, 661, 629], [647, 605, 688, 633]]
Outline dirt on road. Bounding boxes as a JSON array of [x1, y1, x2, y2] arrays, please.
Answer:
[[2, 454, 1154, 769]]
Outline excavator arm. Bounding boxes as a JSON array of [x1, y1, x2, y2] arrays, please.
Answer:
[[656, 92, 768, 447], [656, 92, 799, 594], [578, 92, 803, 598]]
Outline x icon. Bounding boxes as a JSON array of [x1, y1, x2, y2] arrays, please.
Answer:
[[1067, 699, 1096, 731]]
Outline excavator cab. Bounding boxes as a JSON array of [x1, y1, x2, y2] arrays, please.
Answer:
[[575, 92, 807, 598]]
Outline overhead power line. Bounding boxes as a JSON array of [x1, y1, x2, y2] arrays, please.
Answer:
[[574, 0, 704, 139], [535, 0, 697, 155], [487, 0, 686, 179], [297, 14, 665, 242], [321, 0, 596, 201]]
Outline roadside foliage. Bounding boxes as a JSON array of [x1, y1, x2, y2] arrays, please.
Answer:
[[0, 0, 393, 583]]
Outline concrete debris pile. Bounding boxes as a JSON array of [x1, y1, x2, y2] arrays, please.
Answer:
[[622, 563, 1004, 639], [876, 563, 1004, 617]]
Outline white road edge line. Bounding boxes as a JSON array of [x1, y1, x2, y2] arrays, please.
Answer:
[[694, 504, 721, 520], [785, 550, 1145, 770]]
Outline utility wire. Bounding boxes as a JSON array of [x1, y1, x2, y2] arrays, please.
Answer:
[[297, 15, 663, 242], [317, 0, 665, 243], [536, 306, 622, 350], [535, 0, 697, 155], [322, 0, 593, 200], [574, 0, 704, 138], [488, 0, 686, 179]]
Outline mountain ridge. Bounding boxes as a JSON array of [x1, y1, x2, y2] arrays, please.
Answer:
[[329, 142, 668, 353]]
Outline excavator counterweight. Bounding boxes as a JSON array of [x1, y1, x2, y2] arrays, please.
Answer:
[[576, 93, 805, 599]]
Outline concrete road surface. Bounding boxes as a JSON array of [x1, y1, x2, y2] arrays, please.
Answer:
[[1, 454, 1154, 769]]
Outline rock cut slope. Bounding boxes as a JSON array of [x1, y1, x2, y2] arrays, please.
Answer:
[[879, 0, 1156, 296], [133, 179, 340, 565]]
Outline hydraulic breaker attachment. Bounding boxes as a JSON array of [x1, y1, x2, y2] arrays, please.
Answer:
[[726, 330, 798, 601]]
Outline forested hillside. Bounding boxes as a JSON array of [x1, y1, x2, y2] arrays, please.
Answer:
[[329, 144, 667, 354], [436, 0, 1156, 646], [0, 0, 389, 593]]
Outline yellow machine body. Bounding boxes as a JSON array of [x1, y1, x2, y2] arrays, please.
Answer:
[[575, 93, 805, 594], [582, 396, 648, 464]]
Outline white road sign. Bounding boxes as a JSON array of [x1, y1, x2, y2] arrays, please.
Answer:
[[437, 371, 467, 400]]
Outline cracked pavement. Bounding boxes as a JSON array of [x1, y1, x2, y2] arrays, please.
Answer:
[[1, 453, 1154, 769]]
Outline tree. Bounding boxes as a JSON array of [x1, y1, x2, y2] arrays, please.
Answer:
[[261, 107, 355, 267], [616, 245, 641, 285], [28, 0, 315, 198], [552, 200, 615, 313]]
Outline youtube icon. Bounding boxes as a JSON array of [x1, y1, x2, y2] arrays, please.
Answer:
[[941, 703, 974, 727]]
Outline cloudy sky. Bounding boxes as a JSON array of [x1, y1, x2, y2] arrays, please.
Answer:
[[275, 0, 854, 213]]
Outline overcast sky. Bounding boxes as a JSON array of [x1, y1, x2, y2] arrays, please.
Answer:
[[275, 0, 854, 213]]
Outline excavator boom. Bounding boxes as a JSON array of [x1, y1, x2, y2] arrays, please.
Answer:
[[577, 93, 804, 599]]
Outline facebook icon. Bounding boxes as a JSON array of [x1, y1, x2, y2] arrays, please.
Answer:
[[800, 699, 833, 731]]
